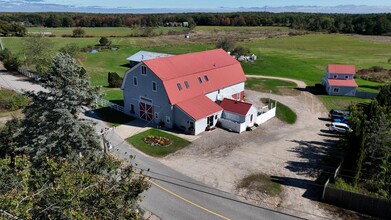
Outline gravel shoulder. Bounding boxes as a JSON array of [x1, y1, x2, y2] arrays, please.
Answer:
[[158, 79, 346, 219]]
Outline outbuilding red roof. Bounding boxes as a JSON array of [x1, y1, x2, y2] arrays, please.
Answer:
[[328, 79, 358, 87], [327, 64, 356, 75], [220, 98, 253, 116], [176, 95, 223, 120], [143, 49, 246, 105]]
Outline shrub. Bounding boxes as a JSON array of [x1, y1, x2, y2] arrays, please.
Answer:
[[72, 27, 85, 37], [3, 55, 20, 71], [0, 89, 29, 111], [107, 72, 123, 88], [0, 48, 11, 61], [99, 37, 110, 46]]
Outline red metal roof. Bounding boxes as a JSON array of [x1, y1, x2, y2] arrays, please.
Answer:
[[328, 79, 358, 87], [327, 64, 356, 75], [220, 98, 253, 116], [176, 95, 223, 120], [143, 49, 246, 105]]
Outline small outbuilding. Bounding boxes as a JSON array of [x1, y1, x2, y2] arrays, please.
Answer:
[[322, 64, 358, 96], [126, 50, 172, 68]]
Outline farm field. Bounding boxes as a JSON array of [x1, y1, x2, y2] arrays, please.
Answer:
[[27, 27, 188, 37], [2, 30, 390, 109]]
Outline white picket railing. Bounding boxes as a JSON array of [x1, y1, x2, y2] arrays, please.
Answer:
[[18, 68, 41, 81], [97, 98, 124, 113]]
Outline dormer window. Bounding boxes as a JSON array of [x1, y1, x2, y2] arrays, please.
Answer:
[[204, 75, 209, 82], [141, 65, 147, 75], [177, 83, 182, 91], [184, 81, 190, 88], [198, 76, 203, 83]]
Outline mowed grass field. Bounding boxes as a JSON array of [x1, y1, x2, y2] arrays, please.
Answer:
[[27, 27, 188, 37], [2, 31, 391, 109]]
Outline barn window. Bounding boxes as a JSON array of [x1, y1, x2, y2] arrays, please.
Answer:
[[152, 81, 157, 92], [333, 75, 337, 79], [141, 66, 147, 75], [184, 81, 190, 88], [130, 104, 135, 114], [198, 76, 203, 83], [155, 112, 159, 119], [204, 75, 209, 82], [133, 76, 138, 86], [333, 88, 340, 93], [177, 83, 182, 91], [345, 75, 349, 79]]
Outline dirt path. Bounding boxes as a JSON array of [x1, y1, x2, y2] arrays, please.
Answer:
[[158, 77, 349, 219]]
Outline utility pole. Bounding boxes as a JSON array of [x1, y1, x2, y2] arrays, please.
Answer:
[[100, 127, 115, 153]]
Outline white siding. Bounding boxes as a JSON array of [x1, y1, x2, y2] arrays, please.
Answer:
[[206, 82, 245, 101], [245, 105, 258, 127]]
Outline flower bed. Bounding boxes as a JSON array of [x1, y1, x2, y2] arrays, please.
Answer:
[[144, 135, 172, 147]]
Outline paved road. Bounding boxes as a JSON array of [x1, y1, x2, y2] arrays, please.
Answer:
[[0, 71, 301, 220]]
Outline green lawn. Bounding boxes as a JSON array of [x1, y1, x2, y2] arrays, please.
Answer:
[[355, 78, 382, 93], [261, 98, 297, 124], [127, 129, 191, 157], [241, 34, 391, 86], [3, 33, 390, 110], [195, 26, 290, 31], [27, 27, 188, 37], [245, 78, 298, 95], [319, 95, 372, 111]]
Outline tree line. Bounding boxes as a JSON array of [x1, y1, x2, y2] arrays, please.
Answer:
[[1, 12, 391, 35], [339, 85, 391, 199]]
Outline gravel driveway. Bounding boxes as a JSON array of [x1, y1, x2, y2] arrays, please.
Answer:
[[159, 80, 348, 219]]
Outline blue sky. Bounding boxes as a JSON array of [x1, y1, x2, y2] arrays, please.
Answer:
[[21, 0, 391, 8], [1, 0, 391, 13]]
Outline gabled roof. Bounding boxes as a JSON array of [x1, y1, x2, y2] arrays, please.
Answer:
[[328, 79, 358, 87], [143, 49, 246, 105], [126, 50, 172, 62], [220, 98, 253, 116], [327, 64, 356, 75], [176, 95, 223, 120]]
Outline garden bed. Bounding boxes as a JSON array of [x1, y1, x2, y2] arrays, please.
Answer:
[[127, 129, 190, 157]]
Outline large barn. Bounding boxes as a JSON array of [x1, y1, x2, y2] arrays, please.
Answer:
[[121, 49, 274, 135]]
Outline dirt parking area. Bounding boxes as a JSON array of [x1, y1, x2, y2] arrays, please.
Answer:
[[159, 86, 354, 219]]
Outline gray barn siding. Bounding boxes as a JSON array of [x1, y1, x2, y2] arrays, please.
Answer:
[[329, 86, 356, 96], [122, 62, 174, 127], [173, 106, 194, 133]]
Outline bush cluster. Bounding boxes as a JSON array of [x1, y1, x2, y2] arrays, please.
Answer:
[[0, 88, 29, 111]]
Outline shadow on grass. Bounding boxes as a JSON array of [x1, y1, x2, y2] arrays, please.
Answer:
[[120, 63, 131, 68], [295, 84, 327, 96], [86, 107, 135, 126], [359, 85, 380, 90], [107, 99, 124, 106]]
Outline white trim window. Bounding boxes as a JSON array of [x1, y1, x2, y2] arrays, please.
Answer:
[[133, 76, 138, 86], [141, 65, 147, 75], [333, 87, 340, 93], [152, 81, 157, 92], [333, 75, 337, 79], [345, 75, 349, 79]]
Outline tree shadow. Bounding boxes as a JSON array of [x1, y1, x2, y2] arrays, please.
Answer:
[[295, 84, 327, 95], [271, 175, 322, 201], [282, 138, 344, 201], [120, 63, 131, 68], [85, 107, 134, 126]]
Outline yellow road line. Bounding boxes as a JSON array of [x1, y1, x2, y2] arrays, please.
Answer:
[[148, 179, 231, 220]]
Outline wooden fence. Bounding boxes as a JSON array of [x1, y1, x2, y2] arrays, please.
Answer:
[[322, 161, 391, 219]]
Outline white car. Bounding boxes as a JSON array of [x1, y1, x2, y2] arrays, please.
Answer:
[[329, 122, 352, 134]]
